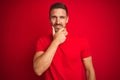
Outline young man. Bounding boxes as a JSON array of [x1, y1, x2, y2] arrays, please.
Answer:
[[33, 2, 96, 80]]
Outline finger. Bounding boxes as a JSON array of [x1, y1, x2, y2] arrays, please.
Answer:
[[62, 29, 68, 36], [58, 28, 65, 32], [64, 31, 68, 36], [52, 26, 55, 36]]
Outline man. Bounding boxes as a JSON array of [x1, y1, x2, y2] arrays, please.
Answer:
[[33, 2, 96, 80]]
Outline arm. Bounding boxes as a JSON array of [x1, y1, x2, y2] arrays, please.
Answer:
[[83, 56, 96, 80], [33, 40, 59, 76], [33, 28, 67, 76]]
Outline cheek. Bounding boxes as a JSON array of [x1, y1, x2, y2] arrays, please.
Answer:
[[63, 21, 67, 25], [50, 20, 55, 25]]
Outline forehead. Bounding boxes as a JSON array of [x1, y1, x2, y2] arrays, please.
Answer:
[[50, 8, 67, 16]]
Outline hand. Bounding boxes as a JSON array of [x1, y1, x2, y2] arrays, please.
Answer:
[[52, 27, 68, 45]]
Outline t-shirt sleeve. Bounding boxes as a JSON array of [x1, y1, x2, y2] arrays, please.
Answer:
[[81, 38, 92, 58], [36, 38, 46, 52]]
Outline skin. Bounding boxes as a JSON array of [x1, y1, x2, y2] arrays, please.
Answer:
[[33, 8, 96, 80]]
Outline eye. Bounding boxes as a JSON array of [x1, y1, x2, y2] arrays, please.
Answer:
[[51, 16, 56, 19], [60, 16, 65, 19]]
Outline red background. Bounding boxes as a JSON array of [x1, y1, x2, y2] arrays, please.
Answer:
[[0, 0, 120, 80]]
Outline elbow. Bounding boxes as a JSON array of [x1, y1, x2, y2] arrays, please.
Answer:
[[33, 65, 44, 76], [34, 68, 44, 76], [86, 68, 95, 76], [35, 71, 43, 76]]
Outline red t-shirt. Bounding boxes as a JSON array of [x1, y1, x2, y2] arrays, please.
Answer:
[[36, 34, 91, 80]]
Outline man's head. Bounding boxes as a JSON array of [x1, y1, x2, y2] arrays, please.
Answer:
[[49, 2, 69, 32]]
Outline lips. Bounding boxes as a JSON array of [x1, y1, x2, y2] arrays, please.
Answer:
[[53, 24, 63, 32], [53, 24, 62, 28], [53, 25, 61, 32], [55, 25, 62, 28]]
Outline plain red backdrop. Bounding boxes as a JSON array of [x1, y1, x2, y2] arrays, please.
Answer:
[[0, 0, 120, 80]]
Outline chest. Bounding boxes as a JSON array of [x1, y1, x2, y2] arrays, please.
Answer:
[[53, 38, 82, 62]]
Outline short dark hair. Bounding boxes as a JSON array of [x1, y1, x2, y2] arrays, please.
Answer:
[[49, 2, 68, 16]]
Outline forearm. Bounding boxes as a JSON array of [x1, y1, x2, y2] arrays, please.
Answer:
[[86, 68, 96, 80], [33, 40, 59, 76]]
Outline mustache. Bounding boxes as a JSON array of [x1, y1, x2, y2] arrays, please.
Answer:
[[53, 24, 63, 26]]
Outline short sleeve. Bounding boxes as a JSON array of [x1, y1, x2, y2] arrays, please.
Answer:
[[81, 38, 92, 58], [36, 38, 46, 52]]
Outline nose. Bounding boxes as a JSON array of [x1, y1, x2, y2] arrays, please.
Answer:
[[56, 17, 60, 24]]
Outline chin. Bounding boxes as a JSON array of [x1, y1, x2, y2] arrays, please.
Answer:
[[55, 29, 59, 32]]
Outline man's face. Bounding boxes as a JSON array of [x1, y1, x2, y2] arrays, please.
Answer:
[[50, 8, 68, 32]]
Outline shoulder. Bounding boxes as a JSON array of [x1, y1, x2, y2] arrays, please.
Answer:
[[38, 34, 52, 41], [68, 34, 88, 43], [37, 34, 53, 44]]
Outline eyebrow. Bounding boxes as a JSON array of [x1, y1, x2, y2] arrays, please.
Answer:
[[51, 15, 66, 18]]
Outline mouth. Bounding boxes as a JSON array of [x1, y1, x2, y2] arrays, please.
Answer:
[[53, 24, 64, 32], [53, 24, 62, 31], [54, 24, 62, 28]]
